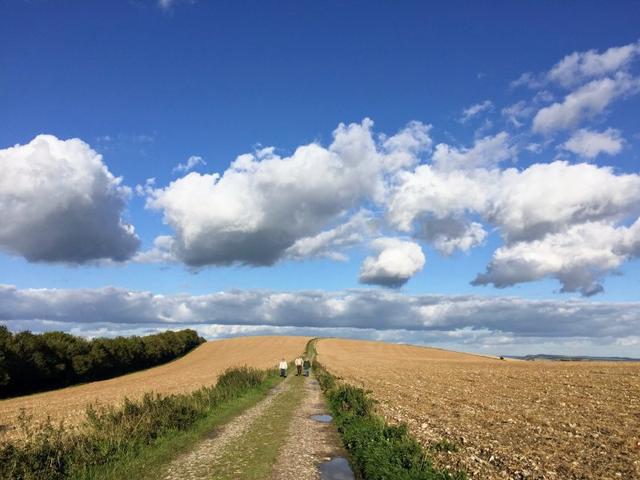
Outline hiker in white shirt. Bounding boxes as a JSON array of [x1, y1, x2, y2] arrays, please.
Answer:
[[294, 356, 303, 376], [279, 358, 288, 377]]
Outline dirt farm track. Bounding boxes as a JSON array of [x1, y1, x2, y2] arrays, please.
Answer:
[[317, 338, 640, 480], [0, 336, 310, 439]]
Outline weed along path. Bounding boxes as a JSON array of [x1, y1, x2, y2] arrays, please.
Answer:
[[161, 368, 351, 480]]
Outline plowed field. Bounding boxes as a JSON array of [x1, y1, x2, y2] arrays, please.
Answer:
[[317, 338, 640, 479], [0, 335, 309, 439]]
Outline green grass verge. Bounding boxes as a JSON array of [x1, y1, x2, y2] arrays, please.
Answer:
[[310, 339, 467, 480], [206, 374, 306, 479], [0, 367, 277, 480]]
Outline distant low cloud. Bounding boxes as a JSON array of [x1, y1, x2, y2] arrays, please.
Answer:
[[0, 135, 139, 263], [561, 128, 624, 158], [1, 285, 639, 356], [173, 155, 206, 173], [359, 238, 425, 287]]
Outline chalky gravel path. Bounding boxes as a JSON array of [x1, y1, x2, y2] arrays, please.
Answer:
[[162, 378, 292, 480]]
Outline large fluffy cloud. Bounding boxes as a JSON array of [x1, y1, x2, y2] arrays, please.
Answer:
[[473, 219, 640, 296], [1, 285, 639, 356], [0, 135, 139, 263], [146, 119, 432, 266], [387, 155, 640, 294], [359, 238, 425, 287]]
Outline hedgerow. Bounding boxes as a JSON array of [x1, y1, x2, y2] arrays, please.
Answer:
[[0, 327, 205, 398], [0, 366, 271, 480], [310, 340, 467, 480]]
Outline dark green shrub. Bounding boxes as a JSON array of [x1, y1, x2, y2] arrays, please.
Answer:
[[0, 328, 205, 398]]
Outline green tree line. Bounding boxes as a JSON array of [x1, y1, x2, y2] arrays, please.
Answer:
[[0, 327, 205, 398]]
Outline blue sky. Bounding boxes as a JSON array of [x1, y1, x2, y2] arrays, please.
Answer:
[[1, 1, 639, 355]]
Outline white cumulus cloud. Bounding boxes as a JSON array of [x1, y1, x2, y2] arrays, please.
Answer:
[[548, 41, 640, 88], [561, 128, 624, 158], [432, 132, 516, 171], [359, 237, 426, 288], [473, 219, 640, 296], [146, 119, 432, 267], [532, 74, 638, 134], [0, 135, 139, 263], [388, 154, 640, 294]]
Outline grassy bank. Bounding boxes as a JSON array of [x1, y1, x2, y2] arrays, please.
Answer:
[[310, 339, 467, 480], [0, 366, 278, 480]]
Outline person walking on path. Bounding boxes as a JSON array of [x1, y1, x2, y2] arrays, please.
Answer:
[[303, 358, 311, 377], [294, 356, 303, 376], [279, 358, 288, 377]]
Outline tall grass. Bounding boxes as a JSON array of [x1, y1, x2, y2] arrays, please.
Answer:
[[310, 340, 466, 480], [0, 367, 271, 480]]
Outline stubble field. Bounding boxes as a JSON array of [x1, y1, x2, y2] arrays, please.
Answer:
[[316, 338, 640, 480], [0, 335, 310, 440]]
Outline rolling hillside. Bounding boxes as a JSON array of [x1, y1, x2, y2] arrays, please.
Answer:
[[0, 335, 310, 439]]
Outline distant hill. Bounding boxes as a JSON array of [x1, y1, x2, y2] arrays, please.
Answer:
[[506, 354, 640, 362]]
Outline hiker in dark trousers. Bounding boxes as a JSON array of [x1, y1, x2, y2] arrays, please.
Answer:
[[279, 358, 288, 377], [295, 356, 303, 376], [303, 358, 311, 376]]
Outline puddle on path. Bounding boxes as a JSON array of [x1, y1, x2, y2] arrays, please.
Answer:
[[319, 457, 355, 480], [310, 414, 333, 423]]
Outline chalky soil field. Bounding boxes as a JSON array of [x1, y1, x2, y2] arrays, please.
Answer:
[[317, 338, 640, 479]]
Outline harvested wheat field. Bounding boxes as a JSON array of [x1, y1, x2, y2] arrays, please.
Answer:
[[317, 338, 640, 480], [0, 335, 309, 440]]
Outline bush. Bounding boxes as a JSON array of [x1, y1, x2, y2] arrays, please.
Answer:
[[0, 366, 271, 480], [309, 340, 466, 480], [0, 327, 205, 398]]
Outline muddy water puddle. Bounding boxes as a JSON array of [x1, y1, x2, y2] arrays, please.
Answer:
[[319, 457, 355, 480], [310, 414, 333, 423]]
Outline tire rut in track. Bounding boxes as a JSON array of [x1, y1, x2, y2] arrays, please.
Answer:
[[271, 375, 346, 480]]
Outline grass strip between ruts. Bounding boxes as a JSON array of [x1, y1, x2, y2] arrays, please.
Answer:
[[203, 373, 306, 480]]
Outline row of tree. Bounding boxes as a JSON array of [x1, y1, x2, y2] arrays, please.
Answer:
[[0, 327, 205, 398]]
